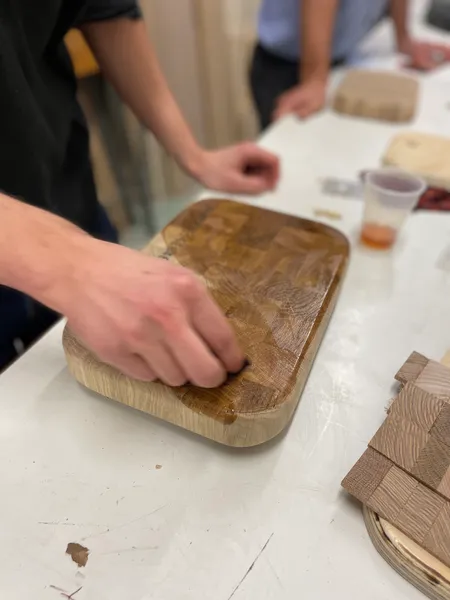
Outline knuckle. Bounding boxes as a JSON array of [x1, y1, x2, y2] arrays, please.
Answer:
[[151, 304, 178, 334], [123, 317, 146, 346], [214, 329, 235, 354], [173, 272, 203, 299]]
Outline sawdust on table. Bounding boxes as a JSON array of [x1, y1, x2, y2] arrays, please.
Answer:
[[314, 208, 342, 221]]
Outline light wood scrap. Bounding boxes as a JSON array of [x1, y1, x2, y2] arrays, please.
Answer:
[[383, 132, 450, 190], [333, 70, 419, 123]]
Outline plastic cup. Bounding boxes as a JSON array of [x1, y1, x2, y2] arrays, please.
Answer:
[[360, 168, 426, 250]]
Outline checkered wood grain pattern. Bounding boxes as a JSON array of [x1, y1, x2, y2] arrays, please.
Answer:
[[343, 353, 450, 567], [64, 199, 350, 446]]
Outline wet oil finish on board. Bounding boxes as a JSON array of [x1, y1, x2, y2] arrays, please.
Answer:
[[64, 199, 349, 447]]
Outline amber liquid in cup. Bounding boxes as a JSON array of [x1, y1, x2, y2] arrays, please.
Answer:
[[360, 170, 426, 250], [360, 224, 397, 249]]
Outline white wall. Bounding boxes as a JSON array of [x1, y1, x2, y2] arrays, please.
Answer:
[[224, 0, 261, 36]]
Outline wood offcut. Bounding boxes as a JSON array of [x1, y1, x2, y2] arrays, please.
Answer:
[[333, 70, 419, 123], [63, 199, 349, 447], [383, 132, 450, 190]]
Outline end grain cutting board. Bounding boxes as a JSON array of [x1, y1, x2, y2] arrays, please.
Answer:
[[64, 199, 349, 447], [333, 70, 419, 122]]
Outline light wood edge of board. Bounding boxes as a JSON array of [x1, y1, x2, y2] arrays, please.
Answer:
[[363, 507, 450, 600], [62, 282, 341, 448], [63, 223, 347, 447], [364, 349, 450, 599]]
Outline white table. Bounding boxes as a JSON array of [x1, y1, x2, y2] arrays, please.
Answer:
[[3, 8, 450, 600]]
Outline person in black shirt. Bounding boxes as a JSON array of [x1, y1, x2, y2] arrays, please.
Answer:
[[0, 1, 280, 386]]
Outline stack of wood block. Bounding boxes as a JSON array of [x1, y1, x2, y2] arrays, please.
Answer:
[[343, 352, 450, 567]]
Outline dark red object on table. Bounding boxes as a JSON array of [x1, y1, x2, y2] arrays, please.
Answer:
[[417, 186, 450, 211]]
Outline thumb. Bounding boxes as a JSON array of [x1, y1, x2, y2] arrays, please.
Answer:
[[227, 173, 271, 195]]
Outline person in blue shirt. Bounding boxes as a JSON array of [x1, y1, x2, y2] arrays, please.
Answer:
[[251, 0, 445, 129]]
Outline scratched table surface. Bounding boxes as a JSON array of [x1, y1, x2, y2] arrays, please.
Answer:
[[3, 4, 450, 599]]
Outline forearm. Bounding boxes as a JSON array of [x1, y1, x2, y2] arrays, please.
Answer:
[[81, 18, 204, 177], [300, 0, 339, 83], [0, 194, 90, 313], [390, 0, 411, 47]]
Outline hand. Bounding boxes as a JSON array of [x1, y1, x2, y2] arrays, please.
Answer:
[[399, 37, 450, 71], [191, 143, 280, 195], [64, 240, 245, 387], [273, 80, 327, 121]]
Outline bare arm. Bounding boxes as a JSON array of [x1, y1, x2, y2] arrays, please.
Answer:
[[0, 194, 88, 313], [273, 0, 338, 121], [389, 0, 410, 50], [81, 17, 203, 177], [300, 0, 339, 84], [388, 0, 445, 70], [0, 194, 244, 386], [80, 17, 279, 193]]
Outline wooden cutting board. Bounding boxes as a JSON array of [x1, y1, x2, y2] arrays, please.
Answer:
[[383, 131, 450, 190], [333, 70, 419, 122], [63, 199, 349, 447]]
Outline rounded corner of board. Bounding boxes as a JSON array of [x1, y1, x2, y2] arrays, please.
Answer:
[[363, 506, 450, 600]]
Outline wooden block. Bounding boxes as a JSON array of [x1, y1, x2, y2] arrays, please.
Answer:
[[383, 131, 450, 190], [341, 447, 392, 503], [389, 382, 444, 432], [368, 465, 418, 522], [63, 199, 349, 447], [395, 351, 429, 385], [396, 484, 445, 544], [370, 415, 429, 471], [333, 70, 419, 123], [412, 437, 450, 492], [431, 404, 450, 445], [423, 503, 450, 568], [415, 361, 450, 400], [438, 466, 450, 498], [357, 350, 450, 584]]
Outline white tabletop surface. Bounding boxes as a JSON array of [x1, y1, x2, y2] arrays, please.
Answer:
[[3, 3, 450, 599]]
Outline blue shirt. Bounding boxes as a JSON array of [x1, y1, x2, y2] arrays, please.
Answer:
[[258, 0, 389, 61]]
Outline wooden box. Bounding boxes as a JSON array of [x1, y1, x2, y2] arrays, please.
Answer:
[[63, 200, 349, 447]]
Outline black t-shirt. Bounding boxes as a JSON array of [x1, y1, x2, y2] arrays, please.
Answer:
[[0, 0, 141, 234]]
